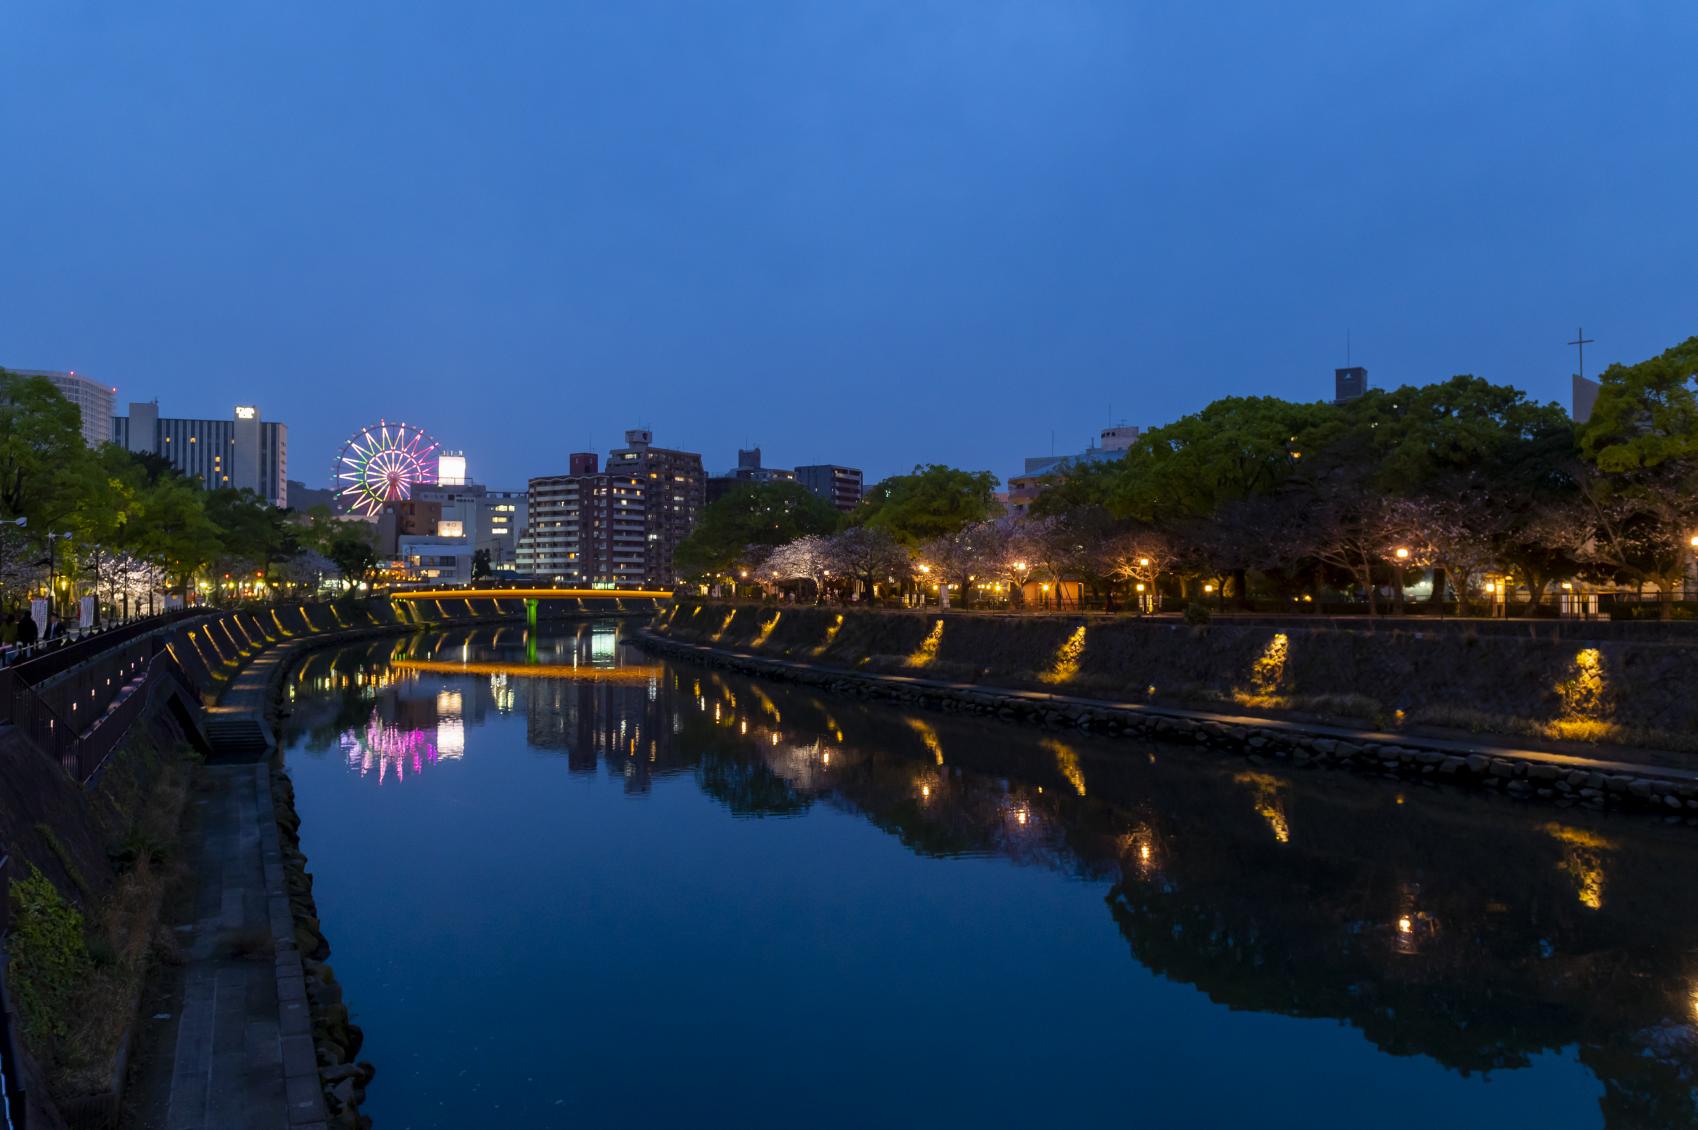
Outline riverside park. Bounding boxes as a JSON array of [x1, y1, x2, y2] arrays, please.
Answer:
[[3, 3, 1698, 1128]]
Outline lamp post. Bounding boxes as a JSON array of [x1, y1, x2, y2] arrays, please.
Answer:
[[46, 531, 72, 627], [1689, 534, 1698, 603], [1392, 546, 1411, 616]]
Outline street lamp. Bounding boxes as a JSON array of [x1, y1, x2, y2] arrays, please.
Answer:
[[1394, 546, 1410, 560], [46, 531, 71, 625]]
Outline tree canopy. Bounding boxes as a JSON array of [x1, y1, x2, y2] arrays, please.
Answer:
[[673, 481, 842, 578], [854, 464, 1000, 545]]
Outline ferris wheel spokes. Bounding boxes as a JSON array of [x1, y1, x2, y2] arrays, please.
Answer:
[[333, 419, 441, 517]]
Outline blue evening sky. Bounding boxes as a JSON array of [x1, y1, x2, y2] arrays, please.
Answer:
[[2, 2, 1694, 491]]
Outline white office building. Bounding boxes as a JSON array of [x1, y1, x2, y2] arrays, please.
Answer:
[[12, 368, 115, 447]]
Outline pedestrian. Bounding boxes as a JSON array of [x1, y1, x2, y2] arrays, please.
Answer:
[[16, 610, 37, 647]]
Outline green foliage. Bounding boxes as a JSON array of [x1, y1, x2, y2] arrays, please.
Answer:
[[1183, 601, 1213, 626], [33, 823, 88, 896], [1581, 337, 1698, 472], [1101, 397, 1330, 523], [205, 488, 296, 579], [328, 530, 379, 587], [674, 481, 841, 578], [471, 547, 492, 580], [856, 464, 999, 545], [0, 370, 88, 523], [8, 864, 92, 1045]]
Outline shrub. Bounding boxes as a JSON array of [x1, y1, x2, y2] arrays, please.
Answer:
[[1183, 602, 1212, 626], [9, 864, 92, 1046]]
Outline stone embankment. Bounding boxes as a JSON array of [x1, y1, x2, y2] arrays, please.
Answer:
[[272, 771, 374, 1126], [641, 605, 1698, 822]]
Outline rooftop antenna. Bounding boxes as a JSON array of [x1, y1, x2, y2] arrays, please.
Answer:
[[1568, 326, 1595, 380]]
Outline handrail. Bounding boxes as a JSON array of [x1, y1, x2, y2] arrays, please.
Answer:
[[4, 610, 204, 686]]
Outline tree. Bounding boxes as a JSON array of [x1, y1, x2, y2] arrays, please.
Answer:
[[64, 445, 146, 621], [328, 530, 380, 590], [1102, 397, 1333, 525], [764, 535, 831, 599], [856, 465, 1000, 546], [822, 527, 909, 605], [1581, 337, 1698, 474], [1577, 338, 1698, 611], [674, 482, 841, 579], [0, 370, 88, 525], [1102, 525, 1179, 610], [132, 473, 220, 603], [1379, 493, 1496, 611], [471, 548, 492, 580], [917, 521, 1006, 609], [205, 488, 291, 598]]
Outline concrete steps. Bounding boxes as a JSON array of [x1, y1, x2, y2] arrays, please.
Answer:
[[204, 717, 270, 762]]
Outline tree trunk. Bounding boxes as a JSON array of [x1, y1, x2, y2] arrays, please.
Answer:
[[1426, 566, 1446, 605]]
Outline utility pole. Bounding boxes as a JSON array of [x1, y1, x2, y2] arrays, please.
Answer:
[[1568, 326, 1595, 381]]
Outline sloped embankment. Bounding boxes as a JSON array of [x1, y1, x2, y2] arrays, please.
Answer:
[[655, 602, 1698, 753]]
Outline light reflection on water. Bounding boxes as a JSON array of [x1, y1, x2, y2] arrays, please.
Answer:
[[283, 623, 1698, 1130]]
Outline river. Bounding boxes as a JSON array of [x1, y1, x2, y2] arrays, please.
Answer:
[[279, 622, 1698, 1129]]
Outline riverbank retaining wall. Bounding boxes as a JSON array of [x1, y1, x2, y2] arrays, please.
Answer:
[[655, 601, 1698, 749]]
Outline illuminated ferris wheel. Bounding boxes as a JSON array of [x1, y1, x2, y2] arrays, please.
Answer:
[[334, 420, 440, 517]]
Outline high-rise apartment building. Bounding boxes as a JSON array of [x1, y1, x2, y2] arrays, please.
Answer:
[[520, 430, 704, 587], [12, 369, 115, 447], [706, 448, 797, 503], [520, 454, 647, 585], [794, 464, 864, 511], [112, 402, 288, 507], [608, 429, 704, 585]]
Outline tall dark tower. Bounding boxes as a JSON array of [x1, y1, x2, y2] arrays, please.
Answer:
[[1334, 366, 1368, 404]]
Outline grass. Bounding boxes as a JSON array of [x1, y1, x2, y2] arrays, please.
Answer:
[[39, 750, 191, 1099], [1410, 704, 1698, 755]]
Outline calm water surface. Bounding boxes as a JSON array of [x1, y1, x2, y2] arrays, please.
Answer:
[[281, 622, 1698, 1129]]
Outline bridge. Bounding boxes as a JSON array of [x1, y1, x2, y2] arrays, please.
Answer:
[[389, 587, 674, 626]]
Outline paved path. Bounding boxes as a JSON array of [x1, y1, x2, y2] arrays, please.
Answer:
[[123, 638, 327, 1130]]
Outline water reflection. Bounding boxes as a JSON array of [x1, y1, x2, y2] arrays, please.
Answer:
[[285, 623, 1698, 1127]]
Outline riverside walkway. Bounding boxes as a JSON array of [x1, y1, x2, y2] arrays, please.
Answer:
[[123, 638, 333, 1129]]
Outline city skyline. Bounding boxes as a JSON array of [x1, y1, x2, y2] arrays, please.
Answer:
[[4, 3, 1695, 488]]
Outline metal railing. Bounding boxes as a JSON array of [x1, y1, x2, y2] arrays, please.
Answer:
[[0, 610, 203, 682]]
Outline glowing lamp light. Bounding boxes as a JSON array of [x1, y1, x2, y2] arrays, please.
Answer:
[[1203, 583, 1215, 593], [1394, 547, 1411, 560], [1397, 915, 1414, 934]]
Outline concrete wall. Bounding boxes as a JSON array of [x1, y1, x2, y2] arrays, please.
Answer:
[[655, 602, 1698, 750]]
